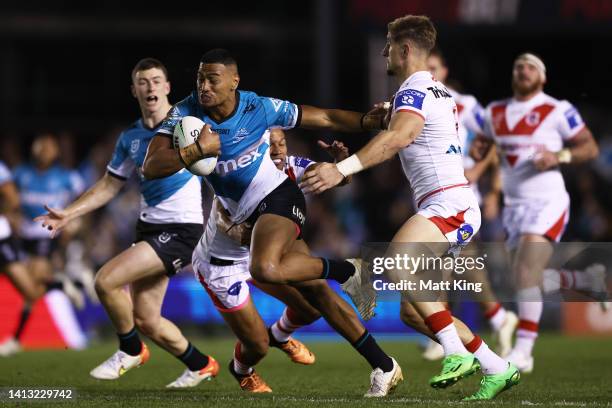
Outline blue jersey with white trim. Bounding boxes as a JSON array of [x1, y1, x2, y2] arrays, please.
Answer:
[[13, 163, 85, 239], [159, 90, 299, 223], [107, 119, 203, 224]]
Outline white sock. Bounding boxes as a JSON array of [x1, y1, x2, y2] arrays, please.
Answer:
[[542, 269, 562, 293], [233, 344, 253, 375], [488, 305, 507, 332], [515, 287, 542, 356], [270, 308, 301, 343], [474, 341, 508, 375], [436, 323, 469, 356]]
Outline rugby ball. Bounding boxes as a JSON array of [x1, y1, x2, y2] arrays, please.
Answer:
[[173, 116, 217, 176]]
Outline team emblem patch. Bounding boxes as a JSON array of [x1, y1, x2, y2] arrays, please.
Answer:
[[457, 224, 474, 244], [526, 111, 540, 126], [158, 232, 172, 244], [130, 139, 140, 154], [227, 281, 242, 296]]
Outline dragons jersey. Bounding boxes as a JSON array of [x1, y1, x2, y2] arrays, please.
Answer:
[[392, 71, 468, 205], [194, 155, 315, 264], [159, 90, 300, 224], [482, 92, 584, 203], [107, 118, 203, 224]]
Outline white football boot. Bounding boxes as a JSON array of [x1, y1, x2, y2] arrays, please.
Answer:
[[494, 311, 519, 357], [90, 343, 150, 380], [505, 348, 534, 374], [0, 337, 21, 357], [166, 356, 220, 388], [422, 339, 444, 361], [364, 357, 403, 397]]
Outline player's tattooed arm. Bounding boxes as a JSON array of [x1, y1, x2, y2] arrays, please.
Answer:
[[534, 127, 598, 171], [299, 105, 384, 132], [142, 127, 220, 179], [300, 111, 422, 194]]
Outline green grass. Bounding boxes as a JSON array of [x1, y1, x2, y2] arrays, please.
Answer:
[[1, 335, 611, 407]]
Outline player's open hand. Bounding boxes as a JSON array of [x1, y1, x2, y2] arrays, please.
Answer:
[[533, 149, 559, 171], [197, 124, 221, 157], [299, 162, 344, 194], [33, 205, 69, 238], [318, 140, 349, 162]]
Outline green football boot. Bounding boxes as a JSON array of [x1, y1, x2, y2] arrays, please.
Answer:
[[429, 354, 479, 389], [463, 363, 520, 401]]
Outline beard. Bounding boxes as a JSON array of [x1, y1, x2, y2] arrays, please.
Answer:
[[512, 78, 542, 96]]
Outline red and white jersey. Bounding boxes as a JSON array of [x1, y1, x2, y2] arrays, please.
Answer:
[[482, 92, 585, 203], [392, 71, 468, 205], [283, 155, 315, 184]]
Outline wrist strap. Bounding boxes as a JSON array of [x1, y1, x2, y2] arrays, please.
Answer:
[[336, 154, 364, 177]]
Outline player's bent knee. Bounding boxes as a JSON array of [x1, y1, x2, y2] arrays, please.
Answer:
[[94, 267, 120, 295], [250, 261, 284, 284]]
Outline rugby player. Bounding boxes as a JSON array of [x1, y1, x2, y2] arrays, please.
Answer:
[[301, 15, 520, 400], [477, 53, 599, 373], [143, 49, 402, 397], [36, 58, 218, 387], [417, 49, 518, 361]]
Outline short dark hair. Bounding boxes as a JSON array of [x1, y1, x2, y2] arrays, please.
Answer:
[[388, 15, 437, 53], [429, 47, 446, 67], [131, 58, 168, 81], [200, 49, 238, 67]]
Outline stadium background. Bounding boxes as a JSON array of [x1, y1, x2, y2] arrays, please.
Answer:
[[1, 0, 612, 348]]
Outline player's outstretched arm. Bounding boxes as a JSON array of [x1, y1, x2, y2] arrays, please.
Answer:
[[300, 111, 423, 194], [299, 105, 385, 132], [142, 125, 220, 179], [34, 173, 124, 238]]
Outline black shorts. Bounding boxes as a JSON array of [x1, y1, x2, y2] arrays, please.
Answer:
[[246, 178, 306, 238], [22, 238, 57, 258], [135, 220, 203, 276], [0, 236, 24, 269]]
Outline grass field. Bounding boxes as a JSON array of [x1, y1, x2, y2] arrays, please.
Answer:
[[1, 335, 611, 407]]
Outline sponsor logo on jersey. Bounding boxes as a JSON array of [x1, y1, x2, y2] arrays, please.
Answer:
[[294, 157, 313, 169], [227, 281, 242, 296], [243, 103, 256, 114], [394, 89, 425, 110], [232, 128, 250, 144], [564, 107, 582, 129], [446, 144, 463, 155], [457, 224, 474, 244], [212, 128, 230, 135], [130, 139, 140, 154], [427, 86, 452, 99]]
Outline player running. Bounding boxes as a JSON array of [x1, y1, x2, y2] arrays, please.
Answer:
[[143, 49, 402, 397], [301, 15, 519, 400], [36, 58, 218, 388], [416, 48, 518, 361], [195, 129, 354, 392], [476, 53, 599, 373]]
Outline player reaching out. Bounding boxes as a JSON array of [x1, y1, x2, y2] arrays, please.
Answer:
[[143, 49, 402, 397], [36, 58, 218, 387], [301, 15, 519, 400]]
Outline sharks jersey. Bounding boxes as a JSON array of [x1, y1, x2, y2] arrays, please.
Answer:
[[13, 163, 85, 239], [107, 119, 203, 225], [0, 161, 13, 239], [158, 90, 300, 224]]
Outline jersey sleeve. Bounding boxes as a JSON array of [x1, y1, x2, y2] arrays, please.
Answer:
[[557, 101, 585, 140], [106, 132, 136, 180], [480, 104, 495, 140], [392, 87, 429, 121], [288, 156, 315, 184], [158, 100, 192, 136], [260, 97, 300, 130], [0, 161, 12, 185], [68, 170, 85, 196], [463, 98, 485, 135]]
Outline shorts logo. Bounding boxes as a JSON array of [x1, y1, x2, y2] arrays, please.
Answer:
[[457, 224, 474, 244], [158, 232, 172, 244], [292, 205, 305, 225], [172, 258, 183, 272], [258, 202, 267, 213], [227, 281, 242, 296]]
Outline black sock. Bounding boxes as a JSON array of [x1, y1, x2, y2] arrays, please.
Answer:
[[45, 281, 64, 291], [14, 305, 32, 340], [267, 327, 287, 347], [117, 327, 142, 356], [352, 330, 394, 372], [320, 258, 355, 284], [177, 342, 210, 371]]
